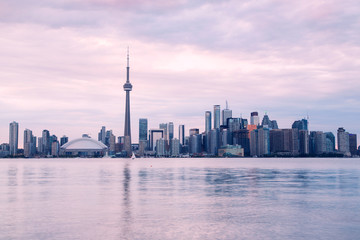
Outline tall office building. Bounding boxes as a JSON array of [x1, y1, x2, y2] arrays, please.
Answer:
[[337, 127, 350, 155], [205, 111, 211, 133], [222, 102, 232, 126], [98, 126, 106, 144], [9, 121, 19, 156], [179, 125, 185, 145], [325, 132, 335, 153], [170, 138, 180, 157], [168, 122, 174, 140], [250, 127, 270, 157], [139, 118, 148, 141], [214, 105, 220, 129], [123, 49, 133, 157], [349, 134, 357, 156], [60, 136, 68, 146], [24, 129, 35, 157], [250, 112, 259, 126], [42, 130, 51, 156]]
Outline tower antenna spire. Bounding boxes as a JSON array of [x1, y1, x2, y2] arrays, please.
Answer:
[[127, 46, 129, 68], [226, 100, 228, 109]]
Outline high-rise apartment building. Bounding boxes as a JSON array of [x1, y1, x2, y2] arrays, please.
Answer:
[[98, 126, 106, 144], [205, 111, 211, 133], [250, 112, 259, 126], [9, 121, 18, 156], [60, 136, 68, 146], [349, 134, 357, 156], [24, 129, 36, 157], [42, 130, 51, 156], [178, 125, 185, 146], [168, 122, 174, 140], [250, 127, 270, 157], [337, 127, 350, 155], [139, 118, 148, 141], [214, 105, 220, 129]]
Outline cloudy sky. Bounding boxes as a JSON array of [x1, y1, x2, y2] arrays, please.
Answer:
[[0, 0, 359, 147]]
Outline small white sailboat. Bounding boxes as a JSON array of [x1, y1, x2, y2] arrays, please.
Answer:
[[131, 152, 136, 160]]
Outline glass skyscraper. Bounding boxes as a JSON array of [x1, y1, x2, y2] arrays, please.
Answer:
[[205, 111, 211, 133], [9, 121, 18, 156], [139, 118, 148, 141], [214, 105, 220, 129]]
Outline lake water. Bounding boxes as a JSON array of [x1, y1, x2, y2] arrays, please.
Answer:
[[0, 158, 359, 240]]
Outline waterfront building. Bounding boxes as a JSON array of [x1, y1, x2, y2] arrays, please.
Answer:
[[270, 129, 299, 156], [42, 130, 51, 156], [337, 127, 350, 156], [60, 136, 68, 146], [209, 128, 220, 156], [123, 49, 133, 157], [222, 102, 232, 126], [299, 130, 309, 155], [325, 132, 335, 153], [233, 129, 250, 156], [60, 135, 108, 157], [9, 121, 19, 156], [218, 145, 244, 157], [214, 105, 220, 129], [349, 134, 357, 156], [250, 112, 259, 126], [170, 138, 180, 157], [205, 111, 211, 133], [178, 125, 185, 146], [149, 129, 164, 151], [24, 129, 36, 157], [250, 127, 270, 157], [156, 138, 166, 157], [189, 134, 202, 155], [0, 143, 10, 157], [139, 118, 148, 141], [51, 141, 59, 157]]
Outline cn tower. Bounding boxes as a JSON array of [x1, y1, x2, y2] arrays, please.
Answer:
[[123, 48, 132, 157]]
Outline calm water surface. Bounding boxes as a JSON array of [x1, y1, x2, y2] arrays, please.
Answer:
[[0, 158, 359, 240]]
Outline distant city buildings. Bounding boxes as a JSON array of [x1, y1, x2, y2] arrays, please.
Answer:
[[0, 107, 359, 158]]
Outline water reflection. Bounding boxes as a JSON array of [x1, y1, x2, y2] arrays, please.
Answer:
[[121, 162, 132, 239]]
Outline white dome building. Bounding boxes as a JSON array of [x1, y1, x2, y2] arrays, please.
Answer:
[[60, 136, 108, 157]]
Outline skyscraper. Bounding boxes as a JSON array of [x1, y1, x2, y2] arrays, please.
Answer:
[[9, 121, 19, 156], [98, 126, 106, 144], [214, 105, 220, 129], [222, 102, 232, 126], [123, 49, 133, 157], [205, 111, 211, 133], [139, 118, 148, 141], [179, 125, 185, 146], [337, 127, 350, 155], [250, 112, 259, 126], [168, 122, 174, 140], [24, 128, 35, 158]]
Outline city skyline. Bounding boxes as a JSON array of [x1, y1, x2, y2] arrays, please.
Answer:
[[1, 1, 359, 146]]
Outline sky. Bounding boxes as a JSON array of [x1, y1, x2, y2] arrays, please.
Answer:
[[0, 0, 359, 147]]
